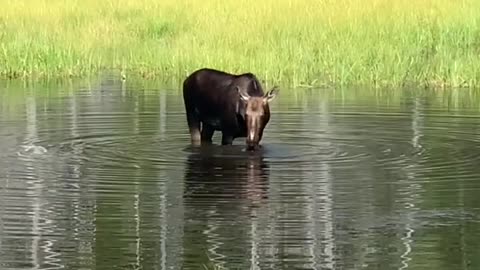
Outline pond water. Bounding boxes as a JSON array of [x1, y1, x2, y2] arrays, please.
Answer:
[[1, 76, 480, 270]]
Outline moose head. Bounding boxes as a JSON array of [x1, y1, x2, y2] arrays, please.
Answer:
[[238, 86, 279, 150]]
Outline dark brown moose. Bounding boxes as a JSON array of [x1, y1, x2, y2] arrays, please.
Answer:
[[182, 68, 279, 150]]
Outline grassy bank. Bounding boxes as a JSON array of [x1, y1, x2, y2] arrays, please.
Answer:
[[1, 0, 480, 88]]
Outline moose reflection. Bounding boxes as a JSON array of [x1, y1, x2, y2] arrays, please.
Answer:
[[182, 145, 270, 269]]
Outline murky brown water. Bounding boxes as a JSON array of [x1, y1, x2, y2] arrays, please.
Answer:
[[1, 76, 480, 270]]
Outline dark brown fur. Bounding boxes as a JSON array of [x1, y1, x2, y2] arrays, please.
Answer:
[[182, 68, 279, 150]]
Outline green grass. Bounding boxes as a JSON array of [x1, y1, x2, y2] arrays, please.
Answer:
[[1, 0, 480, 88]]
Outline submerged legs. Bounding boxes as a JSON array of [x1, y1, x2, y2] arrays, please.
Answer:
[[201, 124, 215, 143], [221, 133, 234, 145]]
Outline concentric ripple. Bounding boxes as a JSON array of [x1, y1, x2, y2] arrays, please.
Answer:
[[1, 82, 480, 270]]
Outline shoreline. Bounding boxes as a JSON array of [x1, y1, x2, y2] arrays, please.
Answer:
[[1, 0, 479, 89]]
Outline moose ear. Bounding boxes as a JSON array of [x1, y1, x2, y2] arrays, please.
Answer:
[[237, 86, 250, 102], [264, 87, 279, 103]]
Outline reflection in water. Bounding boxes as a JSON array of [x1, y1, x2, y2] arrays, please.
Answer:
[[24, 93, 64, 270], [183, 146, 269, 269], [400, 97, 423, 270], [25, 94, 42, 269]]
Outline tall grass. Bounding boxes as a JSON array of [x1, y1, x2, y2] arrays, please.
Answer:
[[1, 0, 480, 88]]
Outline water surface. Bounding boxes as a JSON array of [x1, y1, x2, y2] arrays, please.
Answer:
[[1, 77, 480, 270]]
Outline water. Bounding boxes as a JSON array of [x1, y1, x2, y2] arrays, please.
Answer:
[[1, 77, 480, 270]]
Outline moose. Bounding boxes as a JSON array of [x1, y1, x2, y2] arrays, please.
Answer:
[[182, 68, 279, 150]]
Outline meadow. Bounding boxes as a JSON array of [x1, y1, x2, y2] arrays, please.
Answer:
[[1, 0, 480, 88]]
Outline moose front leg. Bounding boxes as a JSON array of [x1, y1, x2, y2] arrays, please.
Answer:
[[221, 132, 234, 145]]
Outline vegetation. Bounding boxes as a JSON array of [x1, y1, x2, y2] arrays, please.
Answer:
[[1, 0, 480, 88]]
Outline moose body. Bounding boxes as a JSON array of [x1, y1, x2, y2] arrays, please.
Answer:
[[182, 68, 279, 150]]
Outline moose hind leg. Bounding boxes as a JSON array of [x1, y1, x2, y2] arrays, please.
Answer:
[[201, 124, 214, 143], [221, 132, 234, 145], [185, 110, 201, 145]]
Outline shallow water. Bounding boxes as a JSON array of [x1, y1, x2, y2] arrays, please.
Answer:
[[1, 77, 480, 270]]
